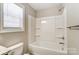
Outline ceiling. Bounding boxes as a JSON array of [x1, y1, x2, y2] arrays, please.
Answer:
[[29, 3, 62, 11]]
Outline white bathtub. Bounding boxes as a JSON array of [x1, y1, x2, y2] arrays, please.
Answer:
[[29, 41, 67, 55]]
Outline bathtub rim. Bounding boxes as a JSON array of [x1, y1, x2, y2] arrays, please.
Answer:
[[29, 42, 67, 54]]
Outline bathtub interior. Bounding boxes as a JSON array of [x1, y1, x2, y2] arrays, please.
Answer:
[[29, 41, 67, 55]]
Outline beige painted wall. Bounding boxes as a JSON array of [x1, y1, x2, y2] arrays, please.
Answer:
[[24, 4, 36, 17], [36, 7, 62, 18], [0, 3, 36, 54]]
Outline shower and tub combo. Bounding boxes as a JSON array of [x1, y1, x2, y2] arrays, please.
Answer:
[[28, 6, 67, 55]]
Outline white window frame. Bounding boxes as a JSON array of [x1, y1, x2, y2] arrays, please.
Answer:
[[0, 3, 25, 33]]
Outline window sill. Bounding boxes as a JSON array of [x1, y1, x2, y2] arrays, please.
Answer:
[[0, 30, 24, 33]]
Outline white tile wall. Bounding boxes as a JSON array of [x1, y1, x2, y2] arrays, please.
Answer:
[[35, 15, 67, 53]]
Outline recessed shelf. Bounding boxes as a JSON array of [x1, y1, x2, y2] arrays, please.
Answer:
[[36, 28, 40, 30], [35, 35, 40, 37], [56, 27, 64, 29], [56, 26, 65, 29], [56, 35, 64, 39], [56, 35, 64, 37]]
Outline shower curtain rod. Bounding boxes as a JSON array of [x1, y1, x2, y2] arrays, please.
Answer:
[[67, 25, 79, 30]]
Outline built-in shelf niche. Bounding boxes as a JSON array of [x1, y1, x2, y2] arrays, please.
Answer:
[[56, 27, 64, 29], [56, 35, 64, 39]]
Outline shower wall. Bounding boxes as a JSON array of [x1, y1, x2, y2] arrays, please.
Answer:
[[35, 15, 67, 53], [28, 15, 36, 43], [35, 6, 63, 46], [35, 8, 67, 53], [28, 5, 61, 44], [36, 17, 56, 43]]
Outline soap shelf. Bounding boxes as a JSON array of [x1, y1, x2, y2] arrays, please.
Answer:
[[56, 28, 64, 29], [67, 25, 79, 30], [56, 27, 65, 29]]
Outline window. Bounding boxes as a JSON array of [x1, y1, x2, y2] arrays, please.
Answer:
[[3, 3, 24, 31]]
